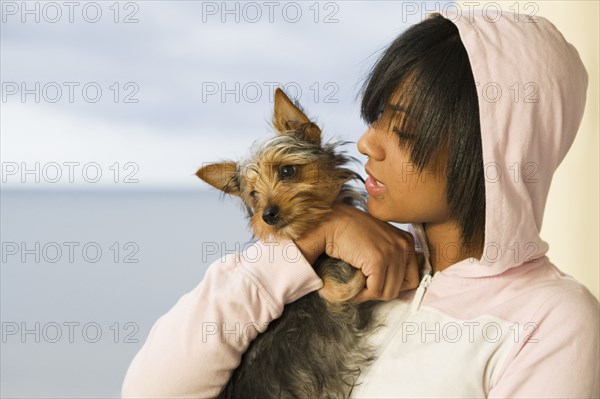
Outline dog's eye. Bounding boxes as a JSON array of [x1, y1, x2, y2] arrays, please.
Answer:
[[250, 190, 257, 198], [279, 165, 297, 180]]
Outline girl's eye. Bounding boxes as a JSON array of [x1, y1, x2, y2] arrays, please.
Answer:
[[392, 127, 415, 141], [279, 165, 297, 180]]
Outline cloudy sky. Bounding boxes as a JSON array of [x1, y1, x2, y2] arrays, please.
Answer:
[[1, 1, 454, 190]]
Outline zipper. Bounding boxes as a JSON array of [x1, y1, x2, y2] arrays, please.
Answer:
[[353, 269, 435, 396], [409, 271, 433, 313], [408, 222, 434, 313]]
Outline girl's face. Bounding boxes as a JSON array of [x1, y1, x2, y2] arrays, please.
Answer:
[[357, 106, 451, 224]]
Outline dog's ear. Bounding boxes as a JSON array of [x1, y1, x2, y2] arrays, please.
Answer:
[[196, 162, 240, 196], [273, 88, 321, 145]]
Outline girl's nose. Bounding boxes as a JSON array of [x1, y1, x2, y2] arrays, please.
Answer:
[[357, 126, 385, 161]]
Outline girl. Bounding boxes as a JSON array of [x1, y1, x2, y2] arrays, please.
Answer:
[[122, 9, 599, 398]]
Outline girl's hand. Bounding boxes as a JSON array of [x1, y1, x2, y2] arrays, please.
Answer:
[[293, 203, 420, 303]]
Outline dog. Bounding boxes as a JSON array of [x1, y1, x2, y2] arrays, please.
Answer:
[[197, 88, 383, 398]]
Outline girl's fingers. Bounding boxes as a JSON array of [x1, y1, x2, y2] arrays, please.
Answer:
[[366, 263, 387, 297], [352, 250, 415, 303], [400, 252, 421, 292], [382, 261, 405, 300], [351, 265, 385, 303], [353, 260, 402, 302]]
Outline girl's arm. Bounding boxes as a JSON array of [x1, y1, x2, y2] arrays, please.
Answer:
[[121, 238, 323, 398]]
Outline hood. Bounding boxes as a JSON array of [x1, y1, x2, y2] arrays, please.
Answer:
[[412, 8, 589, 278]]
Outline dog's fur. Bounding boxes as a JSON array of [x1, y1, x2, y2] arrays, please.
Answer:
[[197, 88, 384, 398]]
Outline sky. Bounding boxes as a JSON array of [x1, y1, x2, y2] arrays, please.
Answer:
[[1, 0, 455, 190]]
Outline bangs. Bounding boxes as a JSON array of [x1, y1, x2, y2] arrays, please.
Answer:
[[360, 14, 472, 172]]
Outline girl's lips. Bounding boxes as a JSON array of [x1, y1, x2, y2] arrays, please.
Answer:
[[365, 175, 387, 196]]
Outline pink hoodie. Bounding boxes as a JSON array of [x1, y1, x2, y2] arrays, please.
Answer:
[[122, 9, 599, 398]]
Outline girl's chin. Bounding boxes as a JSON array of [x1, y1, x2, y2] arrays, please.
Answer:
[[367, 197, 414, 224], [366, 197, 392, 221]]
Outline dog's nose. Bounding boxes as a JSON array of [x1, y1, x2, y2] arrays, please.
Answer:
[[262, 206, 280, 225]]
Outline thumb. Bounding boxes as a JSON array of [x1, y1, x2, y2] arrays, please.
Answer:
[[350, 288, 376, 304]]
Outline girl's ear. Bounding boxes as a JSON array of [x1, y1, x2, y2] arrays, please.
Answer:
[[272, 88, 321, 145], [196, 162, 240, 196]]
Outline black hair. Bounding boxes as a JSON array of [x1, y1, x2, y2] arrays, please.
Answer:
[[360, 13, 486, 249]]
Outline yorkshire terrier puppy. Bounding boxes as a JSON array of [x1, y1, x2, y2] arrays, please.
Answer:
[[197, 88, 383, 398]]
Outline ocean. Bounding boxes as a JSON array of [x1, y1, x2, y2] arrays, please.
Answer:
[[1, 189, 253, 398]]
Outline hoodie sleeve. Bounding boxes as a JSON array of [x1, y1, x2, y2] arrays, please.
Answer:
[[121, 238, 323, 398], [488, 287, 600, 398]]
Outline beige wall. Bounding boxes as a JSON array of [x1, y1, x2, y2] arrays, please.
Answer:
[[456, 1, 599, 299]]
